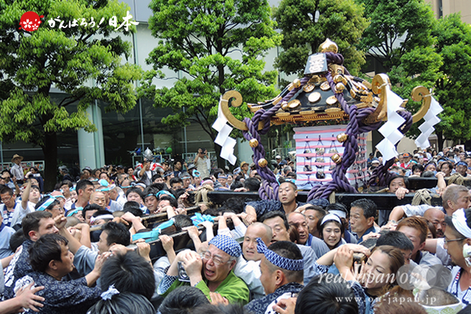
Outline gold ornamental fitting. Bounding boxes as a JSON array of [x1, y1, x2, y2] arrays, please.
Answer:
[[335, 83, 346, 93], [258, 158, 268, 167], [293, 79, 301, 88], [308, 92, 321, 103], [320, 82, 330, 91], [331, 153, 342, 164], [318, 38, 339, 54], [281, 101, 289, 111], [288, 99, 301, 110], [337, 133, 348, 143], [326, 95, 338, 106], [308, 76, 320, 84], [249, 139, 259, 148], [333, 75, 343, 84], [303, 83, 315, 93]]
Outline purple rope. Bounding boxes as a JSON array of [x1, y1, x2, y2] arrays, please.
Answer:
[[242, 76, 311, 200], [307, 63, 366, 200], [239, 49, 415, 201]]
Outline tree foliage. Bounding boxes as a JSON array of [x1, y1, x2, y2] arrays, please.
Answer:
[[0, 0, 142, 189], [431, 14, 471, 147], [360, 0, 471, 149], [358, 0, 435, 71], [142, 0, 282, 167], [273, 0, 369, 77]]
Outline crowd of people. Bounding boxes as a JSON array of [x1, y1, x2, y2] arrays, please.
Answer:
[[1, 145, 471, 314]]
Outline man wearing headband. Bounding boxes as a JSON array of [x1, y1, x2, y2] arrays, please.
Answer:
[[119, 178, 134, 195], [35, 196, 63, 218], [456, 161, 468, 177], [96, 181, 122, 213], [180, 172, 194, 190], [349, 199, 379, 243], [245, 240, 304, 314], [261, 211, 316, 284], [215, 173, 230, 190], [158, 234, 250, 304], [442, 208, 471, 305]]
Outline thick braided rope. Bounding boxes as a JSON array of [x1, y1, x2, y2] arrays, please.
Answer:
[[242, 77, 310, 199], [308, 67, 360, 200], [307, 52, 384, 201]]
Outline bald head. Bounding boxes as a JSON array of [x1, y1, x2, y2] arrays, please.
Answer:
[[288, 212, 309, 245], [248, 222, 272, 244], [424, 207, 446, 237], [243, 222, 273, 261], [90, 191, 106, 209]]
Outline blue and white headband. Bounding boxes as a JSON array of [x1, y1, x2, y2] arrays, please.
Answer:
[[452, 209, 471, 238], [90, 214, 114, 224], [66, 209, 79, 217], [46, 193, 65, 200], [156, 190, 175, 199], [209, 234, 241, 258], [256, 238, 304, 271], [321, 213, 342, 226], [66, 207, 83, 217], [36, 198, 55, 211]]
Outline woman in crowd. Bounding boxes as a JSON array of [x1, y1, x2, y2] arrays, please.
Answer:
[[315, 244, 405, 314], [318, 214, 345, 250]]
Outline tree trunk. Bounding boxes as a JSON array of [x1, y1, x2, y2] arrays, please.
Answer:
[[42, 131, 58, 192], [436, 130, 444, 152]]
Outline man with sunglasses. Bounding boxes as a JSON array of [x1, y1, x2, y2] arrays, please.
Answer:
[[158, 234, 250, 304]]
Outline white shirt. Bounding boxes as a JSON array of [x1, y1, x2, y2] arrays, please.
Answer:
[[10, 164, 24, 180], [234, 257, 264, 300]]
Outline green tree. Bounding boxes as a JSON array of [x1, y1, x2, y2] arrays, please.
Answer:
[[142, 0, 282, 167], [431, 14, 471, 149], [0, 0, 142, 190], [273, 0, 369, 77], [358, 0, 435, 72]]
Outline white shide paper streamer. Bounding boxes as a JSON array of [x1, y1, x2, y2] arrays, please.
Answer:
[[376, 87, 406, 165], [212, 97, 237, 165], [415, 92, 443, 149]]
